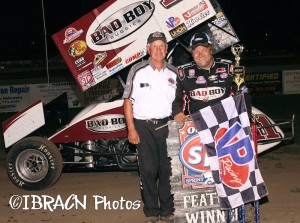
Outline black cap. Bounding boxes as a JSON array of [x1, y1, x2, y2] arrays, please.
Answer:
[[147, 32, 167, 44], [190, 32, 212, 49]]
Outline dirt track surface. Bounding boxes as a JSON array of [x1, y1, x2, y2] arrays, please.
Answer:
[[0, 142, 299, 223]]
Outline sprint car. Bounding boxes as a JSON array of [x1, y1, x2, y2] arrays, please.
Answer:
[[1, 0, 295, 191], [2, 92, 295, 191]]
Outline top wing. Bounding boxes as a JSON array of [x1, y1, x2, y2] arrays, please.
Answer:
[[51, 0, 221, 91]]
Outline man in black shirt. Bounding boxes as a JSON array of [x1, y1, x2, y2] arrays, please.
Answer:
[[172, 32, 250, 123]]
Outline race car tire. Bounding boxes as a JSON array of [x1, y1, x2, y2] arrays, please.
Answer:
[[6, 136, 63, 191]]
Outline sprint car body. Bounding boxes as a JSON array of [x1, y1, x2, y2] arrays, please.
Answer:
[[1, 0, 295, 191], [2, 93, 295, 190]]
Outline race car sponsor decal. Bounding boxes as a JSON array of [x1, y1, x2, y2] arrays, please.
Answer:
[[188, 69, 195, 77], [93, 52, 107, 66], [220, 72, 228, 79], [208, 74, 218, 81], [63, 27, 84, 44], [125, 50, 146, 65], [178, 69, 185, 80], [185, 10, 211, 29], [160, 0, 184, 9], [169, 23, 187, 38], [78, 70, 95, 90], [91, 65, 105, 77], [216, 67, 226, 73], [230, 64, 234, 73], [106, 57, 123, 74], [75, 57, 86, 67], [195, 76, 206, 84], [68, 40, 87, 57], [89, 2, 155, 46], [189, 87, 225, 101], [182, 0, 208, 20], [86, 114, 126, 133], [106, 57, 122, 69], [178, 120, 214, 188], [166, 16, 181, 28]]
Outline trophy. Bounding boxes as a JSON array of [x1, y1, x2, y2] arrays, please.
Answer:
[[231, 44, 245, 92]]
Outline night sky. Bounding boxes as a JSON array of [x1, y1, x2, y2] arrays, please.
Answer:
[[1, 0, 299, 62]]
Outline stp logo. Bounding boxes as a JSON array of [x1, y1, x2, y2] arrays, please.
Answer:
[[215, 123, 254, 188], [179, 134, 210, 173], [78, 71, 94, 85]]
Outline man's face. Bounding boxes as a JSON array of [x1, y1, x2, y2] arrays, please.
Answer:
[[192, 45, 213, 70], [147, 40, 168, 62]]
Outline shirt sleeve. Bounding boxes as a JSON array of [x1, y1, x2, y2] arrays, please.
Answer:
[[122, 65, 135, 99], [172, 74, 185, 117]]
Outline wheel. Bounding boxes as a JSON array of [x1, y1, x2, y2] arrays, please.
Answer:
[[6, 136, 63, 190]]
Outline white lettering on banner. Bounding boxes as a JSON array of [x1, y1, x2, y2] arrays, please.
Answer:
[[8, 194, 141, 211], [184, 209, 238, 223]]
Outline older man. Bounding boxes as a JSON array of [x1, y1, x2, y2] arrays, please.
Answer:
[[123, 32, 177, 223]]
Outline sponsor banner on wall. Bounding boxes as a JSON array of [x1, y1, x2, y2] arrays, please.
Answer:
[[245, 71, 283, 95], [0, 79, 122, 113], [0, 85, 32, 113], [282, 70, 300, 95], [31, 82, 85, 108], [52, 0, 217, 91], [84, 78, 123, 104]]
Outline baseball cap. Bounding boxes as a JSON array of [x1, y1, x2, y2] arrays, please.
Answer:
[[147, 32, 167, 44], [190, 32, 212, 49]]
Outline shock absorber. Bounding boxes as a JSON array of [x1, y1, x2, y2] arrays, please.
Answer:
[[82, 140, 96, 168]]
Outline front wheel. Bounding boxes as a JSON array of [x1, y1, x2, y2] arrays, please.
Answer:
[[6, 136, 63, 190]]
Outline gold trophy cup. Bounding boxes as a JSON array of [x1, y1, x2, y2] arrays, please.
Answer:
[[231, 44, 245, 91]]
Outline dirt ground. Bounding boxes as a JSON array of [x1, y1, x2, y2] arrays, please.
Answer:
[[0, 141, 299, 223]]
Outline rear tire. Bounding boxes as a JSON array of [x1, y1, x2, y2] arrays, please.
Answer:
[[6, 136, 62, 190]]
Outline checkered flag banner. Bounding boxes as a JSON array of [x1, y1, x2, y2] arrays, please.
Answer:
[[190, 94, 268, 210]]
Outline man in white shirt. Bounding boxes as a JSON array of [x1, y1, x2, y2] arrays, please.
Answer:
[[123, 32, 177, 223]]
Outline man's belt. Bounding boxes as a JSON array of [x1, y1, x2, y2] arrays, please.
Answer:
[[145, 116, 171, 125]]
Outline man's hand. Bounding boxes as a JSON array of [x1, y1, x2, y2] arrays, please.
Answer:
[[174, 112, 189, 124], [128, 128, 140, 144]]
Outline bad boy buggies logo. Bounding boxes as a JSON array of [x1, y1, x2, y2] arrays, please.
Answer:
[[179, 121, 214, 189]]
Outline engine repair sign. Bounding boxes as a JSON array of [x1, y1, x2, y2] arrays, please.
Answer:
[[52, 0, 216, 91]]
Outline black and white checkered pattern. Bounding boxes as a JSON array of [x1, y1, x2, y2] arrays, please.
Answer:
[[191, 94, 268, 210]]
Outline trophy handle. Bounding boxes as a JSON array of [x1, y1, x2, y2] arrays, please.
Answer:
[[231, 44, 245, 91]]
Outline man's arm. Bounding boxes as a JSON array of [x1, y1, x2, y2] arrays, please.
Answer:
[[123, 99, 140, 144], [172, 76, 189, 124]]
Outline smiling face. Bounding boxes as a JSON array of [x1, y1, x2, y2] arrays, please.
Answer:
[[147, 40, 168, 64], [192, 45, 214, 70]]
